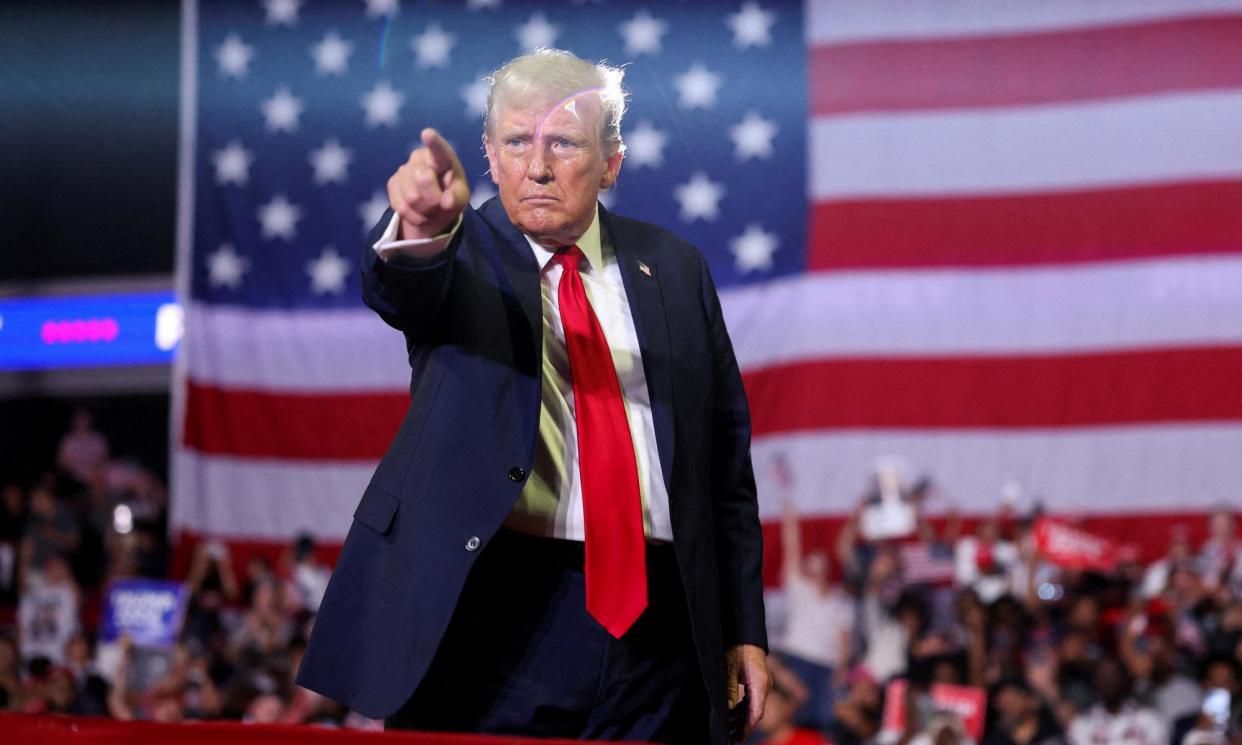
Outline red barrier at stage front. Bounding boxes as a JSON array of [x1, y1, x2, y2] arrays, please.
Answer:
[[0, 714, 627, 745]]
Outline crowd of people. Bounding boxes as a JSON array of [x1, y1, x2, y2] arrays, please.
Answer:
[[758, 480, 1242, 745], [3, 409, 1241, 745], [0, 409, 371, 729]]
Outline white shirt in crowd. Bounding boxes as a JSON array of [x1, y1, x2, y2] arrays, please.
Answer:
[[779, 572, 855, 668], [18, 576, 79, 666], [861, 592, 909, 682], [1068, 703, 1168, 745], [954, 536, 1020, 604]]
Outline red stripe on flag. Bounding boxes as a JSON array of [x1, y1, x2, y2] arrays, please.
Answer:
[[809, 180, 1242, 270], [743, 347, 1242, 434], [811, 15, 1242, 115], [183, 380, 407, 459], [187, 347, 1242, 460]]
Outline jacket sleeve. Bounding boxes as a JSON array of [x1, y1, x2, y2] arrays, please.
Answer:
[[698, 252, 768, 651], [360, 208, 463, 339]]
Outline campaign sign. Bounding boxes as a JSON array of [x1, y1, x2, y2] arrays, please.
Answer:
[[930, 682, 988, 739], [1034, 517, 1117, 572], [882, 679, 988, 740], [101, 579, 189, 648]]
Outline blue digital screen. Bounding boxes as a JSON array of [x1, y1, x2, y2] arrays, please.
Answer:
[[0, 292, 180, 371]]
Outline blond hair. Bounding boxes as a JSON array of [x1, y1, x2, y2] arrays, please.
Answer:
[[485, 49, 628, 155]]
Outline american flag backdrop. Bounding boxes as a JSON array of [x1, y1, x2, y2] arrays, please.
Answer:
[[173, 0, 1242, 576]]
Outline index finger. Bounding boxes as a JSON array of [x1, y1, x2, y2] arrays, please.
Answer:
[[420, 128, 458, 175], [747, 684, 765, 737]]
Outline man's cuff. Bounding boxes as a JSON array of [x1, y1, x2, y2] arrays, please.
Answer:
[[373, 213, 461, 261]]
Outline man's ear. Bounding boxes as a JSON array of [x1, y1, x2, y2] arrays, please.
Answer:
[[483, 136, 500, 186], [600, 148, 623, 190]]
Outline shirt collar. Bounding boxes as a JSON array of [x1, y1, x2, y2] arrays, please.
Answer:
[[525, 204, 604, 273]]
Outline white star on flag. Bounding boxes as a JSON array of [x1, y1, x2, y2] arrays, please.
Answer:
[[207, 244, 250, 289], [460, 75, 490, 119], [727, 2, 777, 49], [624, 120, 668, 169], [263, 0, 301, 26], [212, 141, 253, 186], [674, 64, 722, 110], [515, 12, 559, 51], [674, 172, 725, 222], [215, 33, 254, 78], [358, 191, 389, 234], [410, 23, 456, 69], [730, 111, 778, 161], [257, 194, 303, 241], [311, 30, 353, 76], [364, 0, 399, 19], [618, 10, 667, 56], [309, 139, 354, 185], [307, 247, 351, 295], [361, 81, 404, 128], [470, 180, 497, 209], [730, 223, 778, 272], [261, 87, 304, 133]]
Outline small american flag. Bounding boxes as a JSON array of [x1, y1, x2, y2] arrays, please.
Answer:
[[899, 542, 957, 586]]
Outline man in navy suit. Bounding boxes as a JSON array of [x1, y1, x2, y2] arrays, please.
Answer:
[[297, 49, 769, 744]]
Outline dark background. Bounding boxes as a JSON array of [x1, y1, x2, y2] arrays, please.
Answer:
[[0, 1, 179, 282], [0, 393, 171, 485], [1, 2, 180, 484]]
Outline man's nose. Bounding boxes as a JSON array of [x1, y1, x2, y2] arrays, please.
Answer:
[[525, 144, 553, 183]]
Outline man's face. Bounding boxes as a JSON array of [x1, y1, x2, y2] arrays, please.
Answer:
[[484, 94, 622, 248], [993, 686, 1029, 727], [1094, 658, 1128, 706], [1210, 510, 1235, 540]]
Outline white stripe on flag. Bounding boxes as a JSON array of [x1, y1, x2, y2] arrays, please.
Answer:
[[751, 423, 1242, 519], [810, 90, 1242, 199], [175, 419, 1242, 544], [723, 256, 1242, 370], [807, 0, 1242, 45], [186, 256, 1242, 390], [172, 449, 373, 540], [185, 303, 410, 391]]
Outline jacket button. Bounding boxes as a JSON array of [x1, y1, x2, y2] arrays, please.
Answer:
[[465, 536, 481, 551], [507, 466, 527, 482]]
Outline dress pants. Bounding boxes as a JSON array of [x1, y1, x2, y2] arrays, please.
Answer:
[[385, 528, 710, 743]]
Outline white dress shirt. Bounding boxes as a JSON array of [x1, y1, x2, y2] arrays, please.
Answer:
[[374, 206, 673, 541]]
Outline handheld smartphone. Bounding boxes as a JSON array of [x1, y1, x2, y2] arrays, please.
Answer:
[[914, 692, 939, 727], [1203, 688, 1230, 734]]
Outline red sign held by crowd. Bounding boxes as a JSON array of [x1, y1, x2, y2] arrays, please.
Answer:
[[881, 679, 988, 741], [1033, 517, 1118, 571]]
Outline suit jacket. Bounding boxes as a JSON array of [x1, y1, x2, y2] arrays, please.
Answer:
[[296, 198, 767, 741]]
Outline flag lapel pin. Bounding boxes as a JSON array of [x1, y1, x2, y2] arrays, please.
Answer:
[[637, 260, 652, 277]]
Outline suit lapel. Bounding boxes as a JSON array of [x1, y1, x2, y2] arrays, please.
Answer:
[[477, 198, 543, 363], [602, 207, 676, 494]]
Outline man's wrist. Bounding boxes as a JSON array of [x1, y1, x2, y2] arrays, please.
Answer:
[[375, 213, 462, 261], [398, 216, 457, 242]]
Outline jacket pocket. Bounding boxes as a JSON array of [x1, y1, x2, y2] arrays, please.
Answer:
[[353, 482, 400, 535]]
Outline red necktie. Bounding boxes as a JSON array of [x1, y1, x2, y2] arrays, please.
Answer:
[[553, 245, 647, 638]]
